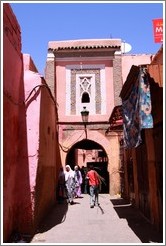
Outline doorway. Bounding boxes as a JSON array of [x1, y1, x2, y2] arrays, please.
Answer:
[[66, 139, 109, 193]]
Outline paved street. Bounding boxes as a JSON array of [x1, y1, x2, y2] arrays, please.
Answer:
[[31, 194, 163, 244]]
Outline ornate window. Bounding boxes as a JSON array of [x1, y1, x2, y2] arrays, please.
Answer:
[[66, 64, 106, 116], [80, 76, 91, 103], [76, 74, 95, 115]]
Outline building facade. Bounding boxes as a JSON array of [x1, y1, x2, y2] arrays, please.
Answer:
[[45, 39, 153, 195]]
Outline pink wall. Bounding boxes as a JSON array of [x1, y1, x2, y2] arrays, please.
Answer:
[[56, 60, 114, 122], [24, 64, 41, 197], [121, 54, 154, 83], [23, 53, 38, 72], [23, 54, 58, 229]]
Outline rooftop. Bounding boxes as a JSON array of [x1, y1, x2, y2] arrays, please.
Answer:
[[48, 38, 122, 51]]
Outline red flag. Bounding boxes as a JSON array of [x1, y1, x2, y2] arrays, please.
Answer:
[[152, 19, 163, 43]]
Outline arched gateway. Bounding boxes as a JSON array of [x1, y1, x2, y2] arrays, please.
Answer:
[[66, 139, 109, 193], [59, 129, 122, 195]]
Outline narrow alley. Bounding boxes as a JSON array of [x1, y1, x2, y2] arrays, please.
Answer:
[[30, 194, 162, 244], [3, 4, 163, 244]]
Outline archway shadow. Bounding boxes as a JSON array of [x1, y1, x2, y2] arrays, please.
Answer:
[[37, 200, 69, 233], [110, 198, 163, 243]]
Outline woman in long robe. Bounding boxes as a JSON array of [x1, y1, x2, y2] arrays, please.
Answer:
[[74, 165, 83, 198], [64, 165, 75, 205]]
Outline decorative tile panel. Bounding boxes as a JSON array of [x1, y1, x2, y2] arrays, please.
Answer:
[[71, 69, 101, 114]]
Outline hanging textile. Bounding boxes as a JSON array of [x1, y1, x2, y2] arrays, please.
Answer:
[[122, 67, 153, 148], [139, 68, 153, 129], [122, 75, 142, 148]]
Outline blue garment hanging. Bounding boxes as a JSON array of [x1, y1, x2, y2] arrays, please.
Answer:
[[122, 67, 153, 148]]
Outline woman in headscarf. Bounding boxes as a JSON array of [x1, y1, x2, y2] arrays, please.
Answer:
[[64, 165, 75, 205], [74, 165, 83, 198]]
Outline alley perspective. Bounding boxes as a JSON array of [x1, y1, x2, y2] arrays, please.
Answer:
[[30, 194, 162, 244], [3, 3, 164, 244]]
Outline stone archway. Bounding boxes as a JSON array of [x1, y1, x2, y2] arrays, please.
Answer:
[[66, 138, 109, 193], [60, 129, 111, 165], [60, 129, 121, 195]]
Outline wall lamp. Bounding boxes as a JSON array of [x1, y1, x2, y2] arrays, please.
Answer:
[[80, 106, 89, 139]]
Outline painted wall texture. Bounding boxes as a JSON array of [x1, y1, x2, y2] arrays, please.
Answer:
[[23, 54, 58, 229], [3, 4, 60, 242]]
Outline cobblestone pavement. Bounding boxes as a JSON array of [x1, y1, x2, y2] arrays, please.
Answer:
[[31, 194, 163, 244]]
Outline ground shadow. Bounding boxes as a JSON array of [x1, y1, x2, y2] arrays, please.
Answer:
[[71, 201, 81, 205], [36, 200, 69, 234], [98, 204, 104, 214], [110, 198, 163, 243]]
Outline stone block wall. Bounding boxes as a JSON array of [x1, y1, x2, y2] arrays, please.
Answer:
[[113, 55, 122, 106], [45, 51, 55, 97]]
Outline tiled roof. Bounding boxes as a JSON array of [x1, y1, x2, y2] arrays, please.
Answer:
[[48, 39, 121, 51]]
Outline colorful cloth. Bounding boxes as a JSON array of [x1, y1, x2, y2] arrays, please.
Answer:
[[122, 67, 153, 148], [139, 68, 153, 128]]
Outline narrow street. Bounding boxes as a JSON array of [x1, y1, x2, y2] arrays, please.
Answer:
[[31, 194, 162, 244]]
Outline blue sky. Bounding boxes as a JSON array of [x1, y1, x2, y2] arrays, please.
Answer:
[[9, 1, 164, 75]]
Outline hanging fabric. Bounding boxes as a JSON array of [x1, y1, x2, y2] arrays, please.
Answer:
[[122, 75, 142, 148], [122, 67, 153, 148], [139, 67, 153, 129]]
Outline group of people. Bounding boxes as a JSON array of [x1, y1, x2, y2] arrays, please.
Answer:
[[57, 164, 103, 208]]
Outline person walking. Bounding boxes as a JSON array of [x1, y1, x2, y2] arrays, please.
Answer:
[[74, 165, 83, 198], [64, 165, 75, 205], [86, 165, 101, 208], [80, 166, 87, 194], [57, 167, 65, 203]]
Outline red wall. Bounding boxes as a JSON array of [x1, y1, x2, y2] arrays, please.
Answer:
[[3, 3, 33, 241]]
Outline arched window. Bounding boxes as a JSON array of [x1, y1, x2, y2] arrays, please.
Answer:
[[81, 92, 90, 103]]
